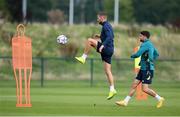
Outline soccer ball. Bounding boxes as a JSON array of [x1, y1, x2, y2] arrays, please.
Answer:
[[57, 35, 68, 44]]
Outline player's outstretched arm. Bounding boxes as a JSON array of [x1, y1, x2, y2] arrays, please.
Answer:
[[131, 44, 148, 58]]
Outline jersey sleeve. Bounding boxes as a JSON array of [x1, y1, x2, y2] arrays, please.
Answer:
[[131, 44, 148, 58]]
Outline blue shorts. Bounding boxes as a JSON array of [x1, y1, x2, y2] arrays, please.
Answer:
[[136, 70, 154, 84], [97, 42, 113, 64]]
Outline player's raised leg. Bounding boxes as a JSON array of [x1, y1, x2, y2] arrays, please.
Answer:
[[75, 38, 98, 64], [116, 79, 141, 106], [142, 84, 165, 108], [104, 62, 117, 100]]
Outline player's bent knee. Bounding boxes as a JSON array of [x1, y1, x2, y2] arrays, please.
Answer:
[[142, 87, 149, 93], [131, 83, 138, 89], [131, 81, 140, 88], [88, 38, 96, 45], [87, 38, 91, 43], [132, 85, 136, 89], [87, 38, 94, 42]]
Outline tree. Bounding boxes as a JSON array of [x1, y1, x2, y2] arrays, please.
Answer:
[[51, 0, 69, 23], [0, 0, 10, 21], [119, 0, 135, 22], [104, 0, 114, 21], [133, 0, 180, 24], [2, 0, 53, 22], [5, 0, 22, 22], [74, 0, 104, 23], [104, 0, 135, 23], [27, 0, 53, 22]]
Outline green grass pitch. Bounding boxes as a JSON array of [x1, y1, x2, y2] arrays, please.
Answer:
[[0, 80, 180, 116]]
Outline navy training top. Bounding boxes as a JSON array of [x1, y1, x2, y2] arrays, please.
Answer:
[[100, 21, 114, 52]]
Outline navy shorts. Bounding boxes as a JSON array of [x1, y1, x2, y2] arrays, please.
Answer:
[[136, 70, 154, 84], [96, 42, 113, 64]]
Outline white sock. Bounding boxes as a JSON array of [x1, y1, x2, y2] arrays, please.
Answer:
[[81, 54, 87, 60], [110, 85, 115, 91], [124, 96, 131, 103], [155, 94, 161, 101]]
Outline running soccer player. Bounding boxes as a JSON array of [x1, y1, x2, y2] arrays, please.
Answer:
[[75, 12, 117, 100], [116, 31, 165, 108]]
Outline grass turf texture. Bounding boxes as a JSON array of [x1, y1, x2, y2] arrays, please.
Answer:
[[0, 80, 180, 116]]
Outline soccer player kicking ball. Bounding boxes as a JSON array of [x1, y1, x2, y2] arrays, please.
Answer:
[[75, 12, 117, 100], [116, 31, 165, 108]]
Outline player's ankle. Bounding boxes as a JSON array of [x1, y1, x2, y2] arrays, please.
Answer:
[[155, 94, 162, 101], [124, 96, 131, 103], [110, 85, 115, 91], [82, 54, 87, 60]]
